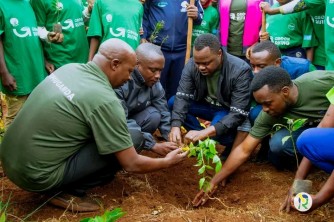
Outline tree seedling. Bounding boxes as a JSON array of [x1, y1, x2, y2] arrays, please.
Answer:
[[273, 117, 307, 168], [149, 20, 168, 46], [183, 138, 222, 192]]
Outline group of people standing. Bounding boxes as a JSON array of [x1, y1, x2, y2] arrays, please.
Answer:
[[0, 0, 333, 216]]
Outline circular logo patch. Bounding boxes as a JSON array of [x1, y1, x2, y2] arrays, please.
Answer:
[[288, 23, 295, 30], [106, 14, 112, 23], [293, 192, 312, 212], [10, 18, 19, 27]]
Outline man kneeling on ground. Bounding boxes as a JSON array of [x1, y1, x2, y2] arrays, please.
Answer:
[[0, 39, 187, 212], [116, 43, 178, 156]]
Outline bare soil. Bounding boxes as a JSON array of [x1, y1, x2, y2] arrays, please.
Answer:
[[1, 149, 333, 222]]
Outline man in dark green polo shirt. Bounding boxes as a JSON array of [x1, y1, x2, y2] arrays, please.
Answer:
[[0, 38, 187, 212]]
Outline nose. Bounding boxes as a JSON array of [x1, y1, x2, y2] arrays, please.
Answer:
[[253, 67, 261, 74]]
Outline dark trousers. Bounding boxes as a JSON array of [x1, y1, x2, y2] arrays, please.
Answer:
[[50, 142, 122, 196], [160, 50, 186, 100], [168, 96, 236, 148]]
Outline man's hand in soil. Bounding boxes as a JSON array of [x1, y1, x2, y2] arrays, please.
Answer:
[[279, 188, 294, 212], [192, 182, 219, 207], [47, 32, 64, 43], [1, 71, 16, 91], [169, 127, 182, 145], [152, 142, 179, 156]]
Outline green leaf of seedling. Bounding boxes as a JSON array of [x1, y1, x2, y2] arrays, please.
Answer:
[[0, 212, 6, 222], [282, 135, 291, 145], [194, 159, 203, 167], [292, 118, 307, 131], [198, 165, 206, 175], [199, 177, 205, 189], [212, 155, 220, 164], [215, 161, 222, 173], [205, 165, 214, 170], [209, 142, 216, 154]]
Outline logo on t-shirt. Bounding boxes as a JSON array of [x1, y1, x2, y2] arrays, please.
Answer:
[[10, 18, 19, 27], [288, 23, 295, 31], [10, 18, 38, 38], [156, 1, 168, 7], [180, 1, 188, 12], [327, 16, 334, 28], [106, 14, 113, 23]]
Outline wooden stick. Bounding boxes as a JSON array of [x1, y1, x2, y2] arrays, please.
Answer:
[[185, 0, 195, 64], [261, 10, 266, 33]]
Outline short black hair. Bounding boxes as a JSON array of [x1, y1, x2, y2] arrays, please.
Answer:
[[251, 40, 281, 60], [194, 33, 221, 54], [250, 66, 292, 93]]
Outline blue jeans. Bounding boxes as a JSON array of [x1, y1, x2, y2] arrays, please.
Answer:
[[168, 96, 236, 148], [297, 128, 334, 174], [249, 104, 262, 125], [268, 125, 314, 170]]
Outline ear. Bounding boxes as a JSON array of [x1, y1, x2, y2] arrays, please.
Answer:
[[110, 59, 120, 70], [275, 58, 282, 67], [281, 86, 290, 97]]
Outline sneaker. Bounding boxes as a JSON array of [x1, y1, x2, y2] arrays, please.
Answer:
[[49, 192, 100, 212]]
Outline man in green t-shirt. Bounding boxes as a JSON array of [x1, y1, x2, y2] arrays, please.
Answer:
[[192, 66, 334, 207], [0, 0, 47, 127], [261, 0, 334, 70], [31, 0, 90, 71], [0, 38, 187, 212], [87, 0, 143, 60], [280, 88, 334, 213]]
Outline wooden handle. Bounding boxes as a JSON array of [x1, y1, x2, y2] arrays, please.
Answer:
[[261, 10, 266, 33], [185, 0, 195, 64]]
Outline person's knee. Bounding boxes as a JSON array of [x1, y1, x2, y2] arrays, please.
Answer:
[[128, 128, 144, 152], [269, 134, 286, 155], [296, 129, 315, 156], [143, 107, 161, 133]]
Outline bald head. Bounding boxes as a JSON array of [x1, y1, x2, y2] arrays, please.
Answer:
[[136, 43, 164, 62], [93, 38, 137, 88], [98, 38, 135, 61]]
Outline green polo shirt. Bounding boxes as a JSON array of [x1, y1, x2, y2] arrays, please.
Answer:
[[0, 62, 133, 192]]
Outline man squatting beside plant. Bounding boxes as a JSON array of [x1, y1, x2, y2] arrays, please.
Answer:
[[116, 43, 179, 156], [0, 39, 187, 212], [280, 86, 334, 213], [168, 33, 252, 159], [193, 66, 334, 207]]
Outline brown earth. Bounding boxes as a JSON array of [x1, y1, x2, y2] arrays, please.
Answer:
[[1, 150, 333, 222]]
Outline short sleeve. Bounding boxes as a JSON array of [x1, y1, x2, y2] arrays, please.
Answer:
[[88, 100, 133, 155]]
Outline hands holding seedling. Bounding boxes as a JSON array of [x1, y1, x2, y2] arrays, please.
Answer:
[[152, 142, 179, 156], [164, 148, 188, 166], [47, 32, 64, 43]]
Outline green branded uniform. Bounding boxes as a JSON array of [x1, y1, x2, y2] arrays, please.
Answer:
[[191, 5, 219, 47], [267, 3, 317, 51], [0, 0, 46, 95], [250, 70, 334, 139], [205, 70, 221, 105], [0, 62, 133, 192], [307, 6, 326, 67], [31, 0, 89, 69], [227, 0, 246, 57], [87, 0, 143, 50]]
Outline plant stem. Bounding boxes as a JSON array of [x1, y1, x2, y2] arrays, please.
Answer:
[[290, 131, 299, 168]]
